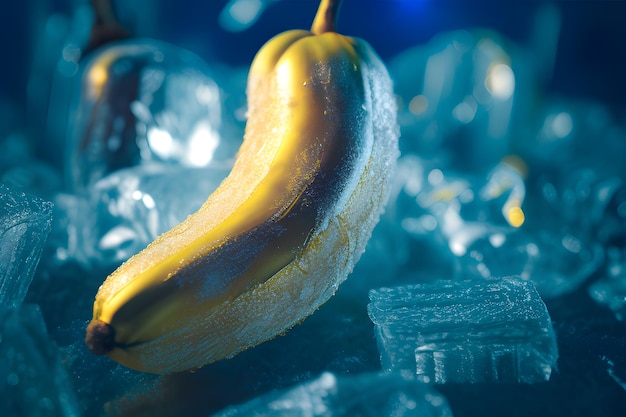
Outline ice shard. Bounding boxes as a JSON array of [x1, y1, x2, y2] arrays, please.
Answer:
[[0, 183, 53, 307], [213, 371, 453, 417], [368, 277, 558, 384], [0, 304, 80, 417]]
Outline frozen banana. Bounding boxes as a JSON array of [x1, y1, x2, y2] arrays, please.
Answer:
[[85, 0, 399, 374]]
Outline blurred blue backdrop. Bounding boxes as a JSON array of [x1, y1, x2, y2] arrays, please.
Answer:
[[2, 0, 626, 114]]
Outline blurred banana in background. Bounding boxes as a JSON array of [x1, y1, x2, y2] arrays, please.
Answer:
[[85, 0, 399, 374]]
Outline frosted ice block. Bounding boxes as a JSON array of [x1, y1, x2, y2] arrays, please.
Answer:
[[0, 183, 53, 307], [0, 304, 80, 417], [213, 371, 452, 417], [368, 277, 558, 383], [49, 163, 229, 269]]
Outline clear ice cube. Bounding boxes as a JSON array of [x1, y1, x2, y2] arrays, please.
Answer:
[[0, 183, 53, 307], [368, 276, 558, 384], [66, 39, 223, 191], [0, 304, 80, 417], [389, 30, 533, 172], [48, 163, 229, 270], [213, 371, 453, 417], [384, 155, 603, 298]]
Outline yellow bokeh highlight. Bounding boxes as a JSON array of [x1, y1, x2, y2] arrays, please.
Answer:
[[88, 64, 109, 98], [507, 206, 525, 228], [433, 188, 458, 202]]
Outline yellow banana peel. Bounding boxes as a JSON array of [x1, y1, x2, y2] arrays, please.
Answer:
[[85, 0, 399, 374]]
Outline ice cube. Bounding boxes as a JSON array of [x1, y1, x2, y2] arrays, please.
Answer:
[[213, 371, 453, 417], [384, 155, 601, 298], [66, 39, 223, 191], [0, 304, 80, 417], [453, 225, 604, 299], [368, 277, 558, 383], [390, 30, 533, 172], [48, 163, 229, 270], [0, 183, 53, 307]]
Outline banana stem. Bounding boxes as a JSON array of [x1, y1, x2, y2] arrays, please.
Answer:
[[91, 0, 121, 26], [84, 0, 131, 56], [311, 0, 343, 35]]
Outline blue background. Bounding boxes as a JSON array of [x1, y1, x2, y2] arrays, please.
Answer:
[[2, 0, 626, 113]]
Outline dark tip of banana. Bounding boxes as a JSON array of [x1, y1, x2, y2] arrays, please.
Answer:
[[85, 320, 116, 355]]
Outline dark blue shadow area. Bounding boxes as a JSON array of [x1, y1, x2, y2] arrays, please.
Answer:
[[3, 1, 626, 110]]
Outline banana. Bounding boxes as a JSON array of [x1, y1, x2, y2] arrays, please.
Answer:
[[85, 0, 399, 374]]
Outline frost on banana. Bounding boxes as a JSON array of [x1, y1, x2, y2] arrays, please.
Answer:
[[85, 0, 399, 375]]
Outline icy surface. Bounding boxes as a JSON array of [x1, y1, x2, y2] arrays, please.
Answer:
[[0, 304, 80, 417], [385, 155, 605, 298], [213, 371, 453, 417], [0, 183, 53, 307], [368, 277, 558, 383], [66, 39, 223, 191], [48, 163, 229, 269]]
